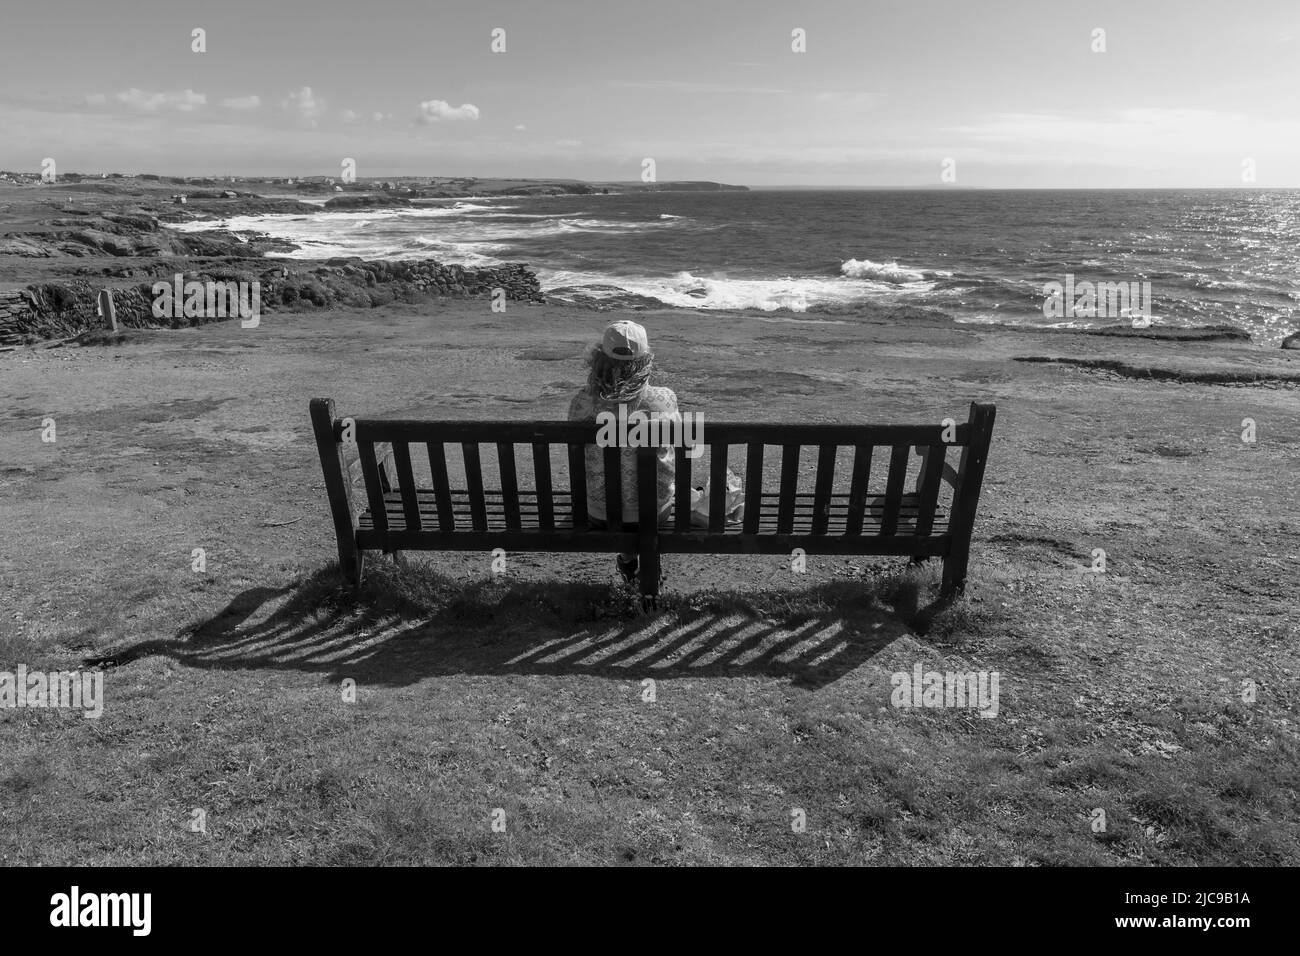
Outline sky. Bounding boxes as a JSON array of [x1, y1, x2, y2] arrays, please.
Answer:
[[1, 0, 1297, 187]]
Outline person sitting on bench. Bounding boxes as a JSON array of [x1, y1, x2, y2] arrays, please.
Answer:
[[567, 320, 680, 583]]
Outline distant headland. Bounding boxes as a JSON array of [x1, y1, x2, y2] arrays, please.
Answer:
[[0, 171, 748, 199]]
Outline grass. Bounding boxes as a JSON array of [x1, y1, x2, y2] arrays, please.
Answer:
[[2, 550, 1295, 866], [1, 294, 1296, 866]]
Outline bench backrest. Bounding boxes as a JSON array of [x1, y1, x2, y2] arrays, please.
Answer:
[[311, 399, 995, 555]]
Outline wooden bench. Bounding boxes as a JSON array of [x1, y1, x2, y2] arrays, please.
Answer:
[[309, 398, 996, 602]]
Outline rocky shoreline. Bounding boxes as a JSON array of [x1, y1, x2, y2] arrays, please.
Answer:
[[0, 178, 559, 344], [2, 177, 1296, 350], [0, 259, 543, 346]]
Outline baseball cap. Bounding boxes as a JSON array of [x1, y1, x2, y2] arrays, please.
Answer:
[[601, 320, 650, 361]]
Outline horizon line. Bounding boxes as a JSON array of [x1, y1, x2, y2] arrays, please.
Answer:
[[4, 172, 1297, 192]]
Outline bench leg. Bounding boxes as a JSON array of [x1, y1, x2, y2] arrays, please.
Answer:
[[636, 525, 661, 611], [638, 549, 660, 608], [340, 545, 365, 592], [940, 550, 967, 601]]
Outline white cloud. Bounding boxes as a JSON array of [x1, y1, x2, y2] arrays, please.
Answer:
[[416, 99, 480, 123], [372, 111, 386, 123], [340, 108, 359, 122], [555, 138, 582, 148], [221, 95, 261, 110], [514, 124, 526, 131], [282, 86, 326, 124], [100, 88, 206, 112]]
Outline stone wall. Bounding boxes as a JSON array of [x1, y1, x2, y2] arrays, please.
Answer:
[[0, 290, 55, 346], [0, 259, 544, 345]]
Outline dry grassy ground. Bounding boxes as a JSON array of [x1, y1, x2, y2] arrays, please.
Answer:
[[1, 297, 1297, 865]]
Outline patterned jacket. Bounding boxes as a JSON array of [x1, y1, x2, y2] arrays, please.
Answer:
[[567, 384, 679, 524]]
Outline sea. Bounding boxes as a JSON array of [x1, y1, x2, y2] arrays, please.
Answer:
[[174, 189, 1300, 346]]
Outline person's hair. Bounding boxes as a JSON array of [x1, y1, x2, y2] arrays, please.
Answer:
[[585, 344, 654, 403]]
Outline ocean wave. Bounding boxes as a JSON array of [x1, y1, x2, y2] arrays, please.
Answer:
[[558, 217, 677, 232], [541, 269, 934, 312], [471, 211, 564, 219], [166, 206, 460, 235], [410, 236, 507, 265], [1193, 275, 1250, 291], [840, 257, 929, 283]]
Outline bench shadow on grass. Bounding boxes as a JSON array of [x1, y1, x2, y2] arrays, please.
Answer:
[[89, 560, 941, 691]]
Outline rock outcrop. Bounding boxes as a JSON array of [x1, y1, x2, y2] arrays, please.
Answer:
[[323, 194, 412, 210], [0, 259, 544, 345]]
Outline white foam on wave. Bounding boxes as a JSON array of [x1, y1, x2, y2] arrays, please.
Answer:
[[840, 257, 931, 283], [166, 206, 462, 236], [472, 211, 564, 219], [163, 205, 557, 265], [408, 236, 508, 266], [163, 204, 660, 263], [542, 269, 934, 312], [1193, 275, 1250, 291], [558, 217, 676, 232]]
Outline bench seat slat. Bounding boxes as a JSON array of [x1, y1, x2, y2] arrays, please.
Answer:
[[361, 488, 939, 511], [366, 511, 945, 529], [357, 515, 951, 537], [356, 491, 948, 536], [357, 528, 953, 557], [362, 487, 941, 503], [361, 490, 945, 519]]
